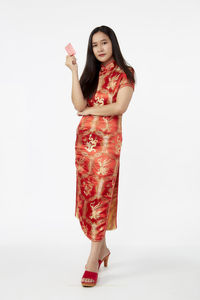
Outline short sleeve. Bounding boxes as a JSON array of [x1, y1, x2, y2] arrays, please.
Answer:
[[118, 68, 135, 90]]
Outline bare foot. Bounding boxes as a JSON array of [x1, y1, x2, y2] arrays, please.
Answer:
[[84, 247, 110, 270], [85, 259, 99, 272]]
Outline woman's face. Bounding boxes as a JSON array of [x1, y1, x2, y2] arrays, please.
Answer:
[[92, 31, 113, 64]]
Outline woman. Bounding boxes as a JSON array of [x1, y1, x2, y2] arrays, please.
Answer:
[[65, 25, 136, 287]]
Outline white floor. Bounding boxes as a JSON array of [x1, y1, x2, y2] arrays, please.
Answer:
[[0, 244, 199, 300]]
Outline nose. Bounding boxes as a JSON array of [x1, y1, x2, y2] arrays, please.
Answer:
[[97, 44, 103, 52]]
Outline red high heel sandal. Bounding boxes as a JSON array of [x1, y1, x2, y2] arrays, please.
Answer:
[[98, 250, 111, 269], [81, 270, 98, 287]]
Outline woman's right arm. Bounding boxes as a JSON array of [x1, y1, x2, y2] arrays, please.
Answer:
[[65, 55, 87, 112], [71, 69, 87, 112]]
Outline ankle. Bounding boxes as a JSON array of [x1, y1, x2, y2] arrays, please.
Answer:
[[86, 258, 99, 266], [87, 255, 99, 262], [100, 245, 109, 254]]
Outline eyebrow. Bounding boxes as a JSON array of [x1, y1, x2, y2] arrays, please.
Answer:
[[92, 39, 107, 45]]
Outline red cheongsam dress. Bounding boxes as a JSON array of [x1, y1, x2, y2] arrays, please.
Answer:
[[75, 58, 135, 241]]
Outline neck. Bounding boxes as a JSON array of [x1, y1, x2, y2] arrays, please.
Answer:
[[102, 57, 115, 67]]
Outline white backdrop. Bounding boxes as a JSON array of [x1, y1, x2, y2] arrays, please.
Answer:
[[0, 0, 200, 298]]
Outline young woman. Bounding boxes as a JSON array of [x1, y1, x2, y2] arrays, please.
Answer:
[[65, 25, 136, 287]]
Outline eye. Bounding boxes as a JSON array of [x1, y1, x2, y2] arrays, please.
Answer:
[[92, 42, 107, 47]]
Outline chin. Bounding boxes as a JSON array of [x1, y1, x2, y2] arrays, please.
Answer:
[[98, 56, 107, 61]]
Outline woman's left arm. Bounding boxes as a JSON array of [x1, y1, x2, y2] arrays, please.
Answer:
[[77, 86, 134, 116]]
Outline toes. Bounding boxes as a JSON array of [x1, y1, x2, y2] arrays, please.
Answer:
[[82, 278, 94, 283]]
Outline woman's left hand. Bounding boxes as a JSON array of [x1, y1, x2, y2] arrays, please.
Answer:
[[77, 107, 92, 116]]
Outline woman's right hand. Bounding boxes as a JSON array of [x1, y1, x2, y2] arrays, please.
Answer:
[[65, 55, 78, 72]]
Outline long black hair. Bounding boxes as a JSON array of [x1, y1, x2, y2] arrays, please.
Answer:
[[80, 25, 136, 100]]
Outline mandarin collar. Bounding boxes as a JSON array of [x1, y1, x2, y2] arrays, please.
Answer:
[[99, 58, 116, 74]]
